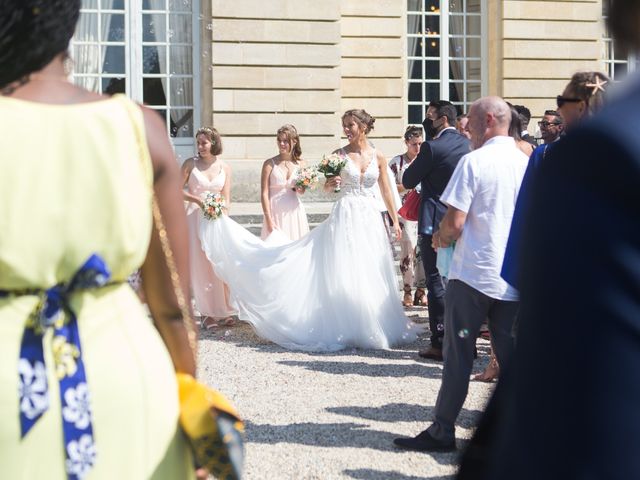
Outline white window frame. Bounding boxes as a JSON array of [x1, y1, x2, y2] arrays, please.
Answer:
[[71, 0, 201, 153], [602, 5, 637, 81], [407, 0, 487, 122]]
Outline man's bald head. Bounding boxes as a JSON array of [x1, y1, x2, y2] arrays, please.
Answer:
[[467, 96, 512, 149]]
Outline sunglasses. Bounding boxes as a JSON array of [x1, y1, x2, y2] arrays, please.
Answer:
[[556, 95, 582, 109], [538, 121, 562, 127]]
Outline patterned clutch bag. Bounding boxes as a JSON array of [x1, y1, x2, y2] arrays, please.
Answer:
[[177, 373, 244, 479]]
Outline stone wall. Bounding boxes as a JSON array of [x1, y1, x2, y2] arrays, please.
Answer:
[[340, 1, 407, 157], [209, 0, 407, 201], [207, 0, 607, 200], [210, 0, 342, 200], [500, 0, 604, 125]]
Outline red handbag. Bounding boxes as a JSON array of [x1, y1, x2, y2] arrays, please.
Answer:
[[398, 189, 420, 221]]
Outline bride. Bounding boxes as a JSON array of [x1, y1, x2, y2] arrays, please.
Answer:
[[199, 109, 419, 352]]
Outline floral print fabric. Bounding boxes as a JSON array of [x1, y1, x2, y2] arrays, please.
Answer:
[[4, 254, 113, 480]]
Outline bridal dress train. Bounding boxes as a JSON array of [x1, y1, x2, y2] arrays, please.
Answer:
[[200, 150, 419, 352]]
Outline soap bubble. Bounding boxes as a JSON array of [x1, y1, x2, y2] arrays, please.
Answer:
[[458, 329, 470, 338]]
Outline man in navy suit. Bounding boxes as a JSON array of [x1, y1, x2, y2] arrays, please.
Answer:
[[457, 1, 640, 477], [402, 100, 471, 360]]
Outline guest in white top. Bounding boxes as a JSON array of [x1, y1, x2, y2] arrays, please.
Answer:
[[394, 96, 528, 452], [389, 126, 428, 307]]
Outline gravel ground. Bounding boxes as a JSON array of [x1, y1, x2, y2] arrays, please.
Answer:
[[197, 305, 494, 480]]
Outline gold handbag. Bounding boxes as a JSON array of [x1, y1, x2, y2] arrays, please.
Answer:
[[176, 373, 245, 479], [121, 95, 245, 479]]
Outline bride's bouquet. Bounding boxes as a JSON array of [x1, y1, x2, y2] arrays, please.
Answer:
[[317, 153, 347, 192], [292, 166, 320, 193], [202, 192, 226, 220]]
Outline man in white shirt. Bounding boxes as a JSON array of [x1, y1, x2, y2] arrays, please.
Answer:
[[394, 96, 528, 452]]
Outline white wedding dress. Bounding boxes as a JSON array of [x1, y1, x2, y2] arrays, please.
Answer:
[[199, 150, 419, 352]]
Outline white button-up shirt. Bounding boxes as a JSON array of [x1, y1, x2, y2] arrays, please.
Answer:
[[440, 136, 528, 300]]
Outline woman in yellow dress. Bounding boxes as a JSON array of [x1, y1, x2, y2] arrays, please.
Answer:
[[0, 1, 197, 478]]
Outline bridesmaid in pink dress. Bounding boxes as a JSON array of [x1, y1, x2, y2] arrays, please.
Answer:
[[181, 127, 236, 329], [260, 124, 310, 241]]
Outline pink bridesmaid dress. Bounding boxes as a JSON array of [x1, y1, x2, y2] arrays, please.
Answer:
[[260, 159, 310, 241], [185, 165, 236, 319]]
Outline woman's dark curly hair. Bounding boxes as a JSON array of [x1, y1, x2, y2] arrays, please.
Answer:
[[0, 0, 81, 90]]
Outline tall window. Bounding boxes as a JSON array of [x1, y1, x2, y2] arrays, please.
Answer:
[[71, 0, 200, 149], [407, 0, 484, 123], [602, 3, 637, 81]]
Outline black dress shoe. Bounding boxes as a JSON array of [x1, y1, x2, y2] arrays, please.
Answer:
[[418, 346, 443, 361], [393, 430, 456, 452]]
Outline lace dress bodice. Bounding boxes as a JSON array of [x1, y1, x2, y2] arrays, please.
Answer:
[[338, 149, 379, 198]]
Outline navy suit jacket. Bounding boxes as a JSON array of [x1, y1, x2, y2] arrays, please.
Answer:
[[402, 128, 471, 235], [458, 78, 640, 479]]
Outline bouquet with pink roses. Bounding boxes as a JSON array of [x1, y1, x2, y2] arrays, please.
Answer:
[[317, 153, 347, 192]]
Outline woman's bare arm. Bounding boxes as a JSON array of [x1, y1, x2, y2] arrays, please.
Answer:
[[181, 158, 203, 207], [140, 105, 196, 376], [377, 152, 401, 241], [260, 159, 275, 232]]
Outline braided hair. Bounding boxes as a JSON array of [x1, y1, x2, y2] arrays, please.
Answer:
[[342, 109, 376, 134], [403, 125, 423, 141], [0, 0, 81, 90]]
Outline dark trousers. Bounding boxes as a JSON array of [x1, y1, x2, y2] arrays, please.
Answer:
[[427, 280, 519, 443], [419, 234, 446, 348]]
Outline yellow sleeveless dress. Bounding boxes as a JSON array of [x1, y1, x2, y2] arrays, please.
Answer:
[[0, 95, 194, 479]]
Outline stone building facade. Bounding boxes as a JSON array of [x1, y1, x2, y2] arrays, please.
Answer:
[[72, 0, 633, 200]]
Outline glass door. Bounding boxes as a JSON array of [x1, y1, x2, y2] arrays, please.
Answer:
[[71, 0, 201, 157]]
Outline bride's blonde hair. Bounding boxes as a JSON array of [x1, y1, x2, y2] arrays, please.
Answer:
[[342, 109, 376, 134]]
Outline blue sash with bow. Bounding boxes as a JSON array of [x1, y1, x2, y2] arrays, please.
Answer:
[[1, 254, 114, 480]]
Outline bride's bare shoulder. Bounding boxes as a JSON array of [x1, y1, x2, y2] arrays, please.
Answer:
[[333, 146, 348, 155]]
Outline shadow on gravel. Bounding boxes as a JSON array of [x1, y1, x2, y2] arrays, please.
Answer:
[[326, 403, 483, 425], [244, 420, 460, 465], [244, 420, 404, 452], [344, 468, 453, 480], [278, 360, 442, 378], [201, 322, 492, 361]]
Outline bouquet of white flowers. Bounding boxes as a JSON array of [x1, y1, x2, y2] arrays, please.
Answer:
[[317, 153, 348, 192]]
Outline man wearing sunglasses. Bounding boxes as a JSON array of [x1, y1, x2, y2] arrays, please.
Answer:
[[537, 110, 563, 144]]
